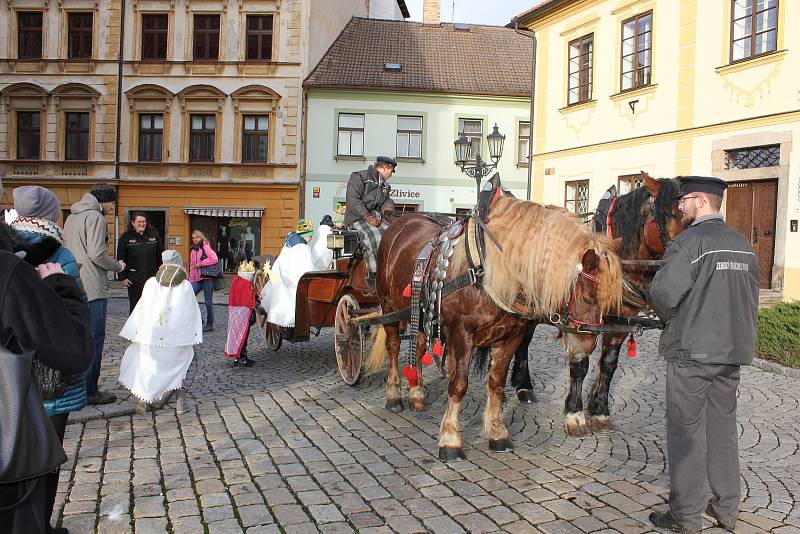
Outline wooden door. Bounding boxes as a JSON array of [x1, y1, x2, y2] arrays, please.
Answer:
[[725, 180, 777, 289]]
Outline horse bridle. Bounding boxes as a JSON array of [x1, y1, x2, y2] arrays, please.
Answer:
[[549, 270, 604, 334]]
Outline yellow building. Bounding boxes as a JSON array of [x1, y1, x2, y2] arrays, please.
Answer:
[[517, 0, 799, 301], [1, 1, 409, 266]]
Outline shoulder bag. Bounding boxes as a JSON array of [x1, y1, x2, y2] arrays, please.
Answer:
[[199, 246, 223, 279], [0, 334, 67, 488]]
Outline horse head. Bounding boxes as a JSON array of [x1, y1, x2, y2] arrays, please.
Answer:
[[640, 172, 685, 259]]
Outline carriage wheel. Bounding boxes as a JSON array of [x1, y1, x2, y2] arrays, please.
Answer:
[[334, 293, 364, 386], [266, 322, 282, 351]]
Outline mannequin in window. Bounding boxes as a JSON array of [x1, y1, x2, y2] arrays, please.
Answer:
[[243, 226, 255, 261], [219, 226, 231, 272]]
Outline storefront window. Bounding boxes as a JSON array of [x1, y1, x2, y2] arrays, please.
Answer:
[[189, 215, 261, 272]]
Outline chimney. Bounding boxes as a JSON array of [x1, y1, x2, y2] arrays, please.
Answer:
[[423, 0, 441, 24]]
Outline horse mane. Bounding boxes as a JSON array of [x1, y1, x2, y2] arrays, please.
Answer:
[[452, 195, 622, 316], [611, 177, 680, 256]]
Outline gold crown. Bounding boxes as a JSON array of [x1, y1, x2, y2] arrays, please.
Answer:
[[238, 260, 256, 272], [297, 219, 313, 233]]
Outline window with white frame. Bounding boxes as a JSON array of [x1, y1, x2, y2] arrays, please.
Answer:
[[565, 180, 590, 215], [337, 114, 364, 157], [396, 116, 422, 158], [458, 118, 483, 160], [518, 122, 530, 164]]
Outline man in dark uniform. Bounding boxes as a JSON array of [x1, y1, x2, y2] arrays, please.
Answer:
[[344, 156, 396, 286], [648, 176, 759, 534]]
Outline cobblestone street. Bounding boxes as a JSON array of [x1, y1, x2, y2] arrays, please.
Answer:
[[53, 295, 800, 534]]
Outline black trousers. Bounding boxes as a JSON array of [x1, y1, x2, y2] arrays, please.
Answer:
[[0, 476, 47, 534], [44, 413, 68, 529], [127, 282, 145, 313]]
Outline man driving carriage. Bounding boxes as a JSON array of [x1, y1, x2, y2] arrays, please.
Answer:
[[344, 156, 397, 287]]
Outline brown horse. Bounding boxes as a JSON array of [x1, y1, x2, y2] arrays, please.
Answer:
[[366, 191, 623, 461], [509, 173, 686, 436]]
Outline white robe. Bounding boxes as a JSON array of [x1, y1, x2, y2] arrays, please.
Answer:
[[118, 278, 202, 403], [260, 242, 315, 327], [309, 225, 334, 271]]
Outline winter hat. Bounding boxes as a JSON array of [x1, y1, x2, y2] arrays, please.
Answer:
[[319, 215, 334, 228], [13, 186, 61, 223], [89, 183, 117, 203], [162, 249, 183, 267]]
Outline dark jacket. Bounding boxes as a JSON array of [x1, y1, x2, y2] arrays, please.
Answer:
[[648, 214, 759, 366], [0, 250, 93, 375], [344, 166, 392, 226], [14, 228, 88, 416], [117, 229, 164, 285]]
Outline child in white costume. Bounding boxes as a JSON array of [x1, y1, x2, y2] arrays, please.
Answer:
[[118, 250, 202, 414]]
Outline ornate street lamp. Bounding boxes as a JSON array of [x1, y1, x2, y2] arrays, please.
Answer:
[[454, 123, 506, 203]]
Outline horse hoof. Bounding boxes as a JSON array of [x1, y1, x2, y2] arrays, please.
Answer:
[[564, 411, 591, 437], [489, 438, 513, 452], [591, 415, 613, 433], [385, 398, 404, 413], [438, 447, 466, 462], [516, 389, 537, 404], [408, 386, 426, 411]]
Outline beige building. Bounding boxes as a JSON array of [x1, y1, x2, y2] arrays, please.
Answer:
[[517, 0, 799, 301], [1, 0, 408, 266]]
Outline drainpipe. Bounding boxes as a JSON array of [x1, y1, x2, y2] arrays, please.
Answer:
[[513, 18, 536, 201], [113, 0, 126, 257], [300, 90, 309, 219]]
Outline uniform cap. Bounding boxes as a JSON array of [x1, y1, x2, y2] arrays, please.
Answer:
[[376, 156, 398, 170], [677, 176, 728, 198]]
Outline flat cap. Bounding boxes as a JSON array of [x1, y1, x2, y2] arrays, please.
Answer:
[[678, 176, 728, 198], [376, 156, 398, 170]]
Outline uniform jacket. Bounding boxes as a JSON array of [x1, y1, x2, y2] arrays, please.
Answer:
[[117, 229, 164, 285], [648, 214, 759, 366], [64, 193, 123, 301], [344, 166, 392, 226], [14, 226, 88, 416]]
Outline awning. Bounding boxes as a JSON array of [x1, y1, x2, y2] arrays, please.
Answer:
[[184, 207, 264, 218]]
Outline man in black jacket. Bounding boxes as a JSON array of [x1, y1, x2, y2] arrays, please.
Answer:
[[648, 176, 759, 534], [344, 156, 396, 287]]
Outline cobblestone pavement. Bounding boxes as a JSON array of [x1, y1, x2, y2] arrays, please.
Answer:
[[53, 297, 800, 533]]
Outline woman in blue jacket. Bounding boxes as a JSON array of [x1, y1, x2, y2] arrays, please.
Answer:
[[10, 185, 89, 534]]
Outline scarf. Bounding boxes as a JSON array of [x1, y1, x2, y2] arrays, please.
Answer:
[[10, 216, 65, 245]]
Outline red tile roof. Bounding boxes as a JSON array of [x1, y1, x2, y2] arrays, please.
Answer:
[[304, 17, 533, 98]]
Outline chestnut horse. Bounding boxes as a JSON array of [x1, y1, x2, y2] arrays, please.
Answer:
[[366, 191, 623, 461], [509, 173, 685, 436]]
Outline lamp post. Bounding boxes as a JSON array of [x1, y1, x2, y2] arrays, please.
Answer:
[[454, 123, 506, 203]]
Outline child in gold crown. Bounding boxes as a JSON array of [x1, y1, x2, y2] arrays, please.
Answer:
[[224, 260, 257, 367]]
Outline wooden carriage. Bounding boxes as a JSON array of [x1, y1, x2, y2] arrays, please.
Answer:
[[252, 230, 380, 386]]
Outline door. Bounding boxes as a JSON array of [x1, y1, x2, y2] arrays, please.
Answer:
[[725, 180, 777, 289]]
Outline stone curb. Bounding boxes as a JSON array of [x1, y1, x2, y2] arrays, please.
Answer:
[[751, 357, 800, 379]]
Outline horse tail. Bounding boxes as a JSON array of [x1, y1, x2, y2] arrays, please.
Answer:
[[364, 325, 388, 373], [470, 346, 490, 377]]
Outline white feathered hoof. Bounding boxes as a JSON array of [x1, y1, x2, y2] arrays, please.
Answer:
[[408, 386, 426, 412], [564, 411, 592, 437], [591, 415, 613, 433]]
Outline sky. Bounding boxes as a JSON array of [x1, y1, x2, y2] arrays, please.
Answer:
[[405, 0, 544, 27]]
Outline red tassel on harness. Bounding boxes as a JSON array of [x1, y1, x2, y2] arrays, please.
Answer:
[[421, 352, 433, 366], [432, 340, 443, 357], [402, 284, 412, 298], [627, 335, 637, 358], [402, 365, 419, 387]]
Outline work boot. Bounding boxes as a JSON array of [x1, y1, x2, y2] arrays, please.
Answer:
[[87, 391, 117, 405], [649, 510, 698, 534], [705, 504, 735, 532]]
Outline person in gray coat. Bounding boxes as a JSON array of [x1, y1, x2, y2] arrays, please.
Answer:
[[647, 176, 759, 534], [64, 184, 125, 405], [344, 156, 396, 287]]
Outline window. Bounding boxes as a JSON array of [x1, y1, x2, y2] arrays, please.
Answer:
[[618, 174, 644, 195], [246, 15, 273, 61], [193, 14, 220, 61], [68, 13, 93, 60], [337, 114, 364, 156], [65, 112, 90, 160], [138, 114, 163, 161], [17, 111, 40, 160], [565, 180, 589, 215], [189, 114, 215, 161], [731, 0, 778, 62], [620, 12, 652, 91], [242, 115, 269, 162], [518, 122, 530, 164], [725, 144, 780, 170], [141, 14, 168, 61], [18, 12, 43, 59], [396, 116, 422, 159], [458, 118, 483, 160], [568, 34, 593, 104]]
